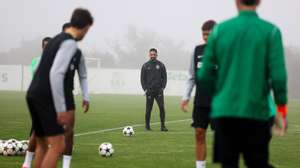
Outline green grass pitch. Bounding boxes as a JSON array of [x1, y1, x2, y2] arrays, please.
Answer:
[[0, 91, 299, 168]]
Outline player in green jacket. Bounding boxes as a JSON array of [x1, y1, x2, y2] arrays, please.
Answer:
[[197, 0, 288, 167]]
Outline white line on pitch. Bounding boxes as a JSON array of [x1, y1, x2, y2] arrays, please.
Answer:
[[74, 119, 191, 137]]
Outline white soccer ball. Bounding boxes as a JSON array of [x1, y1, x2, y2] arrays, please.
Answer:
[[20, 140, 29, 155], [7, 139, 18, 144], [0, 142, 5, 155], [3, 141, 17, 156], [122, 126, 135, 137], [15, 141, 24, 155], [98, 142, 114, 157]]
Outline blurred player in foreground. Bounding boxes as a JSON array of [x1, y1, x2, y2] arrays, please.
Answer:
[[25, 8, 93, 168], [197, 0, 288, 167]]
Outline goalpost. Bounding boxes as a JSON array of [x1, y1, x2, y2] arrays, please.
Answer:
[[73, 57, 101, 95]]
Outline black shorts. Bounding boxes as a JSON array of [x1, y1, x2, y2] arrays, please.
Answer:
[[26, 95, 64, 137], [191, 106, 211, 129], [213, 118, 273, 168]]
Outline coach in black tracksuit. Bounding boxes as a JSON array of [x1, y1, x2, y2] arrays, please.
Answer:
[[141, 48, 168, 132]]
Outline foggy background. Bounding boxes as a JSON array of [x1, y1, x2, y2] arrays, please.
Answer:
[[0, 0, 299, 97]]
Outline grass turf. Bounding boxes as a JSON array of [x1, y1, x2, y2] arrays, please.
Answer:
[[0, 91, 299, 168]]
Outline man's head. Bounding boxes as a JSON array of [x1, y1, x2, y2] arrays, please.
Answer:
[[202, 20, 217, 43], [68, 8, 93, 41], [149, 48, 158, 60], [42, 37, 51, 49], [62, 22, 72, 32], [236, 0, 260, 11]]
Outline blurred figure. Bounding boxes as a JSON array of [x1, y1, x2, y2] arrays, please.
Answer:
[[181, 20, 216, 168], [30, 37, 51, 75], [61, 22, 90, 168], [22, 36, 51, 168], [198, 0, 288, 167], [26, 8, 93, 168], [141, 48, 168, 131]]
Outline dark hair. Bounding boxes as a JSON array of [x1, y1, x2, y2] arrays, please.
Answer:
[[149, 48, 158, 53], [42, 37, 51, 48], [62, 22, 72, 31], [70, 8, 93, 29], [202, 20, 217, 31], [241, 0, 259, 6]]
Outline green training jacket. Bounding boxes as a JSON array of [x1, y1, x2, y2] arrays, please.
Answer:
[[197, 11, 287, 121]]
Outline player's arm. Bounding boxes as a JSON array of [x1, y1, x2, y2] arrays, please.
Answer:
[[196, 27, 217, 91], [181, 53, 196, 112], [268, 27, 288, 107], [161, 63, 167, 90], [49, 39, 77, 125], [78, 55, 90, 113], [140, 64, 147, 92], [268, 27, 288, 133]]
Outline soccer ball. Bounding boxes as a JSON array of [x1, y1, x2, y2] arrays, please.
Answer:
[[15, 140, 28, 156], [98, 142, 114, 157], [15, 141, 24, 155], [0, 141, 5, 155], [3, 141, 17, 156], [122, 126, 135, 137], [7, 139, 18, 144], [20, 140, 29, 154]]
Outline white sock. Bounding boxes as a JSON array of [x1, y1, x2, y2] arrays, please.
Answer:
[[22, 151, 34, 168], [63, 155, 72, 168], [196, 160, 206, 168]]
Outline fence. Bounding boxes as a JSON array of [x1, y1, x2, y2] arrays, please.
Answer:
[[0, 65, 192, 96]]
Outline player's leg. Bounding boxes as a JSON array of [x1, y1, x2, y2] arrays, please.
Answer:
[[145, 93, 155, 130], [195, 128, 207, 167], [192, 106, 210, 168], [32, 97, 65, 168], [33, 137, 47, 168], [41, 135, 66, 168], [63, 110, 75, 168], [214, 118, 240, 168], [24, 96, 39, 168], [22, 132, 36, 168], [242, 119, 273, 168], [154, 92, 168, 131]]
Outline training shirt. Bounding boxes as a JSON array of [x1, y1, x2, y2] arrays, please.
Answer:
[[182, 44, 213, 107], [64, 49, 89, 101], [197, 11, 287, 121], [27, 32, 79, 113]]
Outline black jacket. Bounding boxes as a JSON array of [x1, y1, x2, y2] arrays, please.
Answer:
[[141, 59, 167, 92]]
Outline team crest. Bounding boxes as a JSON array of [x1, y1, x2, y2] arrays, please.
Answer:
[[156, 65, 160, 69]]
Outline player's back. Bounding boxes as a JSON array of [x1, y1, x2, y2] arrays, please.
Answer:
[[27, 32, 74, 100], [207, 11, 284, 120]]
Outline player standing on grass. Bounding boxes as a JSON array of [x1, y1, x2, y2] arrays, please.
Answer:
[[22, 23, 90, 168], [22, 37, 51, 168], [180, 20, 216, 168], [60, 22, 90, 168], [197, 0, 288, 167], [141, 48, 168, 131], [25, 8, 93, 168]]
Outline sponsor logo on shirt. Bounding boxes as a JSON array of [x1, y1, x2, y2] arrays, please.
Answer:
[[197, 55, 203, 69]]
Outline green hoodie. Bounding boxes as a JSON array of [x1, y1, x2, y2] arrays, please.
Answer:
[[197, 11, 287, 121]]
